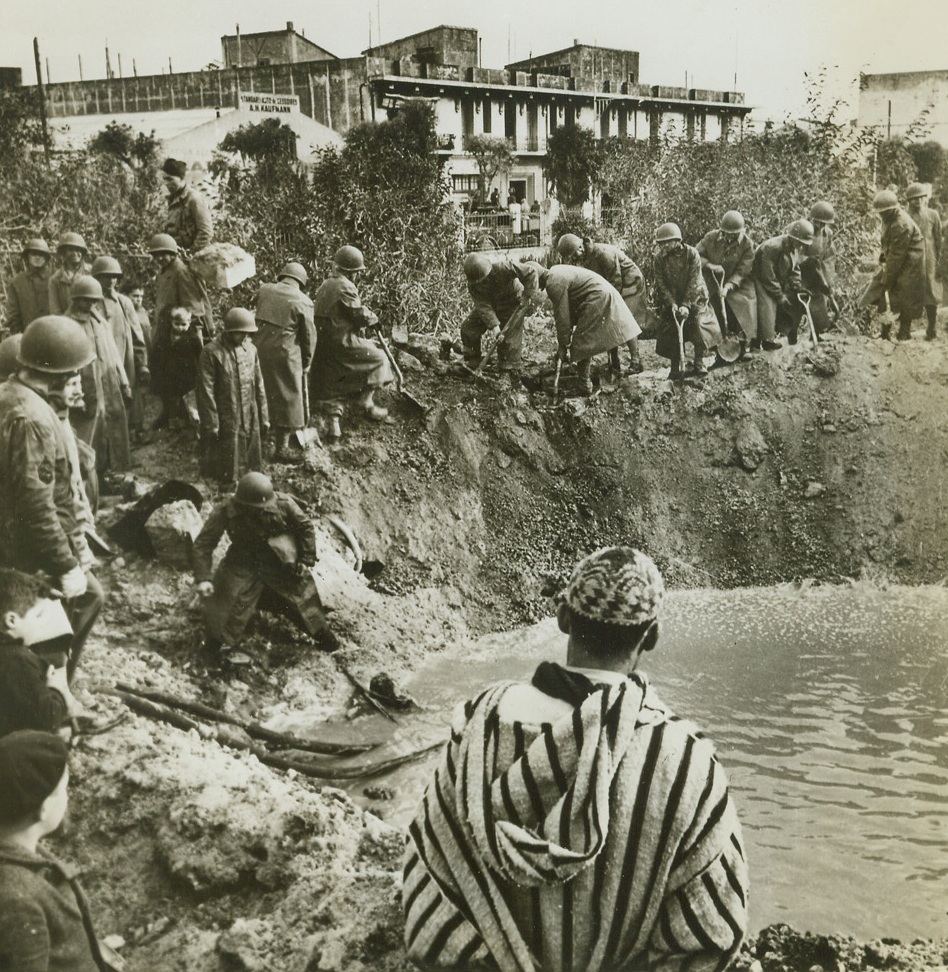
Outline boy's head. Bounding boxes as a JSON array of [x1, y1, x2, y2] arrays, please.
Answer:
[[0, 568, 72, 647], [0, 731, 70, 835], [170, 306, 192, 334], [559, 547, 664, 668]]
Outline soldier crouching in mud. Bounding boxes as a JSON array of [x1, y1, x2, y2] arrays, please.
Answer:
[[192, 472, 338, 667]]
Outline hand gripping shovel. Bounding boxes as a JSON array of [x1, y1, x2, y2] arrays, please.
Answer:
[[372, 324, 430, 416], [798, 292, 819, 347], [712, 268, 741, 363]]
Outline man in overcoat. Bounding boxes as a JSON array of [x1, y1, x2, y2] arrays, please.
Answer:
[[47, 233, 89, 316], [192, 472, 337, 663], [753, 220, 812, 348], [653, 222, 721, 379], [556, 233, 645, 374], [905, 182, 942, 340], [310, 245, 392, 440], [149, 233, 215, 343], [0, 316, 104, 682], [539, 264, 640, 395], [696, 211, 758, 360], [5, 239, 51, 333], [197, 307, 269, 488], [254, 262, 316, 462], [801, 201, 839, 334], [161, 157, 213, 252], [65, 277, 131, 474]]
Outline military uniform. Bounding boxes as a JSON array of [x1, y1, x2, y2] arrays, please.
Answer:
[[753, 235, 806, 342], [197, 335, 269, 486], [860, 209, 925, 338], [461, 259, 540, 370], [0, 377, 103, 680], [310, 271, 391, 403], [696, 229, 758, 340], [192, 493, 334, 650], [801, 225, 837, 333], [154, 255, 215, 342], [99, 290, 148, 433], [653, 243, 721, 366], [5, 269, 50, 334], [254, 280, 316, 430], [47, 267, 86, 316], [164, 184, 213, 252]]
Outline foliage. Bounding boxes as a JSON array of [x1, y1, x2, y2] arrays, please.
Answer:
[[873, 139, 917, 193], [219, 118, 298, 162], [215, 99, 466, 332], [0, 88, 45, 163], [462, 134, 514, 208], [545, 125, 601, 207], [88, 121, 160, 168]]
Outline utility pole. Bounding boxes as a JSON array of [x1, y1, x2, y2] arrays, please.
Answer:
[[45, 58, 50, 84], [887, 99, 892, 139], [118, 53, 123, 78], [105, 41, 113, 79], [78, 54, 83, 82], [168, 57, 173, 75], [33, 38, 51, 164], [133, 58, 138, 77]]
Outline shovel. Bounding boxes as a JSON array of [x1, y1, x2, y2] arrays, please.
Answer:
[[372, 324, 430, 415], [712, 269, 741, 363], [798, 292, 819, 346], [671, 305, 688, 377], [292, 370, 320, 449]]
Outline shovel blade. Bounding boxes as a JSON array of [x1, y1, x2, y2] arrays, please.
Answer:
[[718, 336, 742, 362]]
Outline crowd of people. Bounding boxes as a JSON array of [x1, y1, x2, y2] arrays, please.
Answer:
[[0, 161, 940, 970]]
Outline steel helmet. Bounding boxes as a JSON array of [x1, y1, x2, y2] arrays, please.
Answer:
[[70, 276, 104, 300], [56, 232, 88, 253], [872, 189, 899, 212], [720, 210, 745, 233], [18, 316, 95, 373], [462, 252, 492, 283], [333, 245, 365, 272], [90, 255, 123, 277], [556, 233, 583, 258], [905, 182, 928, 200], [148, 233, 179, 254], [809, 201, 836, 223], [654, 222, 682, 243], [22, 238, 51, 258], [0, 335, 22, 380], [786, 219, 815, 245], [224, 307, 257, 333], [234, 471, 275, 507], [278, 261, 308, 286]]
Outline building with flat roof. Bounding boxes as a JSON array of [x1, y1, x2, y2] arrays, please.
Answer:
[[221, 22, 336, 68], [859, 70, 948, 147]]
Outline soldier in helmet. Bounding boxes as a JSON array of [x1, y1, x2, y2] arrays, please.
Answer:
[[65, 276, 132, 474], [799, 201, 839, 334], [696, 211, 758, 362], [149, 232, 215, 344], [47, 234, 90, 316], [197, 307, 269, 488], [0, 316, 105, 682], [538, 264, 640, 395], [310, 245, 392, 440], [860, 190, 925, 341], [905, 183, 942, 340], [253, 262, 317, 463], [458, 252, 541, 386], [556, 234, 645, 375], [5, 239, 52, 334], [192, 472, 337, 664], [752, 220, 813, 348], [652, 222, 721, 379], [91, 256, 149, 443]]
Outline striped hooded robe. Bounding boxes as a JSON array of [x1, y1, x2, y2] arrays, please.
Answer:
[[403, 666, 748, 972]]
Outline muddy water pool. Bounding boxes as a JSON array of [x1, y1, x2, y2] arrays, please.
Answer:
[[289, 584, 948, 939]]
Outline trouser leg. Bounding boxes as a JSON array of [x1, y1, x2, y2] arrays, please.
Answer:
[[897, 309, 914, 340], [925, 305, 937, 339], [203, 563, 264, 647], [65, 571, 104, 683], [460, 311, 488, 364], [259, 573, 338, 651], [627, 338, 643, 373]]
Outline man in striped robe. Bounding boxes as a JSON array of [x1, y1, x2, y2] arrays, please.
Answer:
[[403, 547, 748, 972]]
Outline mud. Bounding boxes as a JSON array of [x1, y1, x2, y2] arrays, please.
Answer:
[[54, 313, 948, 970]]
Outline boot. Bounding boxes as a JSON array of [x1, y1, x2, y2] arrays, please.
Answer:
[[626, 340, 644, 374], [576, 358, 594, 396], [327, 415, 342, 441], [925, 307, 937, 341], [880, 324, 891, 341], [897, 324, 912, 341], [692, 357, 709, 378], [739, 340, 756, 360]]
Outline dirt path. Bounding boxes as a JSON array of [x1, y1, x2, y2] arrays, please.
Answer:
[[58, 321, 948, 970]]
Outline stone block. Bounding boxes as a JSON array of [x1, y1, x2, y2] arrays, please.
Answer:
[[145, 500, 204, 570]]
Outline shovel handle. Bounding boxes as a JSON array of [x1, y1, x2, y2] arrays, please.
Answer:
[[373, 324, 404, 392], [671, 306, 687, 373]]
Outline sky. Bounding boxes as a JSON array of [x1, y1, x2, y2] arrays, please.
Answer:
[[0, 0, 944, 122]]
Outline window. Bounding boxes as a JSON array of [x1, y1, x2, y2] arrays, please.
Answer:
[[452, 174, 480, 193], [483, 99, 492, 134], [462, 100, 474, 137]]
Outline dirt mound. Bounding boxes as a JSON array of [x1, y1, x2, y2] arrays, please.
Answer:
[[54, 319, 948, 969]]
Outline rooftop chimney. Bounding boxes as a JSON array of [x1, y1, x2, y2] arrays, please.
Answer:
[[573, 38, 579, 45], [287, 21, 294, 31]]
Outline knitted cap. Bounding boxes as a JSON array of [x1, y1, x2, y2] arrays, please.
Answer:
[[0, 731, 69, 823], [565, 547, 665, 626], [162, 158, 187, 178]]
